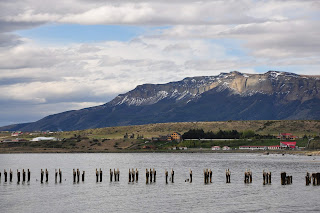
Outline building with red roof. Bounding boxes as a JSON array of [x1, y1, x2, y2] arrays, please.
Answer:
[[280, 142, 296, 149]]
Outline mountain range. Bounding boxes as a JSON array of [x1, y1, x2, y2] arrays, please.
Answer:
[[1, 70, 320, 131]]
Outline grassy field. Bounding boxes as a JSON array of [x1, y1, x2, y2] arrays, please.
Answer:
[[55, 120, 320, 140], [0, 120, 319, 153]]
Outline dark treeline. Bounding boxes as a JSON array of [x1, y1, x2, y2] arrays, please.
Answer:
[[182, 129, 275, 139]]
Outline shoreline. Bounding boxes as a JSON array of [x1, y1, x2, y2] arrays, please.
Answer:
[[0, 148, 319, 156]]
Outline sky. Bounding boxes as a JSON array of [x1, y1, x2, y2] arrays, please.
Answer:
[[0, 0, 320, 126]]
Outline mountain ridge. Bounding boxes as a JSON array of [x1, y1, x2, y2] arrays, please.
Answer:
[[1, 70, 319, 131]]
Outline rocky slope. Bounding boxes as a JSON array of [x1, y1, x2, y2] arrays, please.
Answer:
[[1, 71, 319, 131]]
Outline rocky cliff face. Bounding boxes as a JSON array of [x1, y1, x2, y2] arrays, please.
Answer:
[[1, 71, 319, 131], [109, 71, 320, 106]]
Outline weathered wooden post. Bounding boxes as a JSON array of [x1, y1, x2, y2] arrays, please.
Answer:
[[4, 169, 7, 182], [77, 169, 80, 182], [281, 172, 286, 185], [153, 168, 156, 182], [165, 169, 168, 184], [128, 169, 131, 182], [190, 169, 192, 183], [136, 168, 139, 182], [55, 169, 58, 183], [249, 170, 252, 183], [73, 169, 76, 183], [268, 172, 271, 184], [110, 169, 113, 182], [96, 169, 99, 182], [40, 169, 44, 183], [17, 169, 20, 183], [10, 169, 13, 182], [204, 169, 206, 184], [306, 172, 310, 185], [146, 169, 149, 184], [27, 169, 30, 182], [209, 169, 212, 183], [263, 170, 266, 185], [226, 169, 231, 183], [22, 169, 26, 182], [45, 169, 48, 182], [131, 168, 135, 182], [171, 169, 174, 183], [150, 168, 153, 183], [82, 171, 85, 182], [117, 168, 120, 181], [317, 173, 320, 185], [58, 169, 62, 183], [99, 168, 102, 182]]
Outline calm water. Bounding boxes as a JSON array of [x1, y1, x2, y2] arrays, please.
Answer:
[[0, 153, 320, 213]]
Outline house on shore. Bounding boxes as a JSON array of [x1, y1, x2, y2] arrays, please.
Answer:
[[239, 146, 267, 150], [212, 146, 221, 150], [268, 145, 281, 150], [277, 133, 298, 140], [222, 146, 231, 150], [280, 142, 297, 149]]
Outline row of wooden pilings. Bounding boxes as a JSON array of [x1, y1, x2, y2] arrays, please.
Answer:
[[2, 169, 320, 185], [0, 169, 31, 183], [145, 168, 156, 183], [305, 172, 320, 186]]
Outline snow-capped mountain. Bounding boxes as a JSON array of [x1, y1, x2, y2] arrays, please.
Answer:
[[110, 71, 320, 106], [1, 71, 320, 131]]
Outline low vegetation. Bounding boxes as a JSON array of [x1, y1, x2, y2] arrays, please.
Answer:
[[0, 120, 319, 153]]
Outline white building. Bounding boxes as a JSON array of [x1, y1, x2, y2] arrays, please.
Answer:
[[239, 146, 267, 150], [222, 146, 231, 150], [212, 146, 221, 150], [30, 137, 57, 142]]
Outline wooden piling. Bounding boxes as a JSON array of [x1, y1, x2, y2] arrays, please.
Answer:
[[17, 169, 20, 183], [4, 169, 7, 182], [136, 168, 139, 182], [117, 168, 120, 181], [73, 169, 76, 183], [226, 169, 231, 183], [58, 169, 61, 183], [27, 169, 30, 182], [268, 172, 271, 184], [22, 169, 26, 182], [41, 169, 44, 183], [150, 168, 153, 183], [281, 172, 292, 185], [82, 171, 85, 182], [110, 169, 113, 182], [146, 169, 149, 184], [263, 170, 266, 185], [99, 168, 102, 182], [114, 169, 116, 181], [55, 169, 58, 183], [96, 169, 99, 182], [10, 169, 12, 182], [153, 168, 156, 182], [131, 168, 135, 182], [77, 169, 80, 182], [190, 169, 192, 183], [171, 169, 174, 183], [165, 169, 168, 184], [209, 169, 212, 183], [45, 169, 48, 182], [306, 172, 311, 185], [129, 169, 131, 182]]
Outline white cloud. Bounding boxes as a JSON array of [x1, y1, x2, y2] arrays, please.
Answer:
[[0, 0, 320, 125]]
